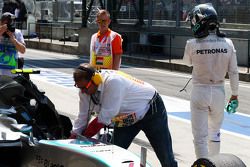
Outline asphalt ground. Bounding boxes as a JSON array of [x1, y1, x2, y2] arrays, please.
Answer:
[[29, 65, 250, 167], [25, 40, 250, 166]]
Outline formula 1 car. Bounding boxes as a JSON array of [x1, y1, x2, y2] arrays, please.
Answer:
[[0, 69, 151, 167]]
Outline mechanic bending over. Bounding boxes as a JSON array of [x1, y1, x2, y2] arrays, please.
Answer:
[[70, 63, 178, 167]]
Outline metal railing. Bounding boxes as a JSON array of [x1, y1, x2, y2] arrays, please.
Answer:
[[26, 22, 80, 45], [24, 23, 250, 73], [121, 30, 250, 73], [31, 0, 250, 27]]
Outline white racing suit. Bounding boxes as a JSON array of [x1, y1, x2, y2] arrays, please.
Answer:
[[183, 33, 239, 158]]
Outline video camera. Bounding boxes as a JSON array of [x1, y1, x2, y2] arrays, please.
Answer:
[[7, 23, 15, 32]]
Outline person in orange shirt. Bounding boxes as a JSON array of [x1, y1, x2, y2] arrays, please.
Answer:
[[90, 9, 123, 70]]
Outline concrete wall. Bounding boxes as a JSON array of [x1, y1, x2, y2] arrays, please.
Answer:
[[231, 39, 249, 66], [135, 31, 250, 66], [35, 25, 80, 40], [26, 40, 79, 55], [78, 28, 97, 56]]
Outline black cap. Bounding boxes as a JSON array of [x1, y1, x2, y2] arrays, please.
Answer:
[[1, 12, 15, 22]]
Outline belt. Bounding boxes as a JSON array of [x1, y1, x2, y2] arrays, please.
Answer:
[[148, 92, 158, 104], [147, 92, 159, 115]]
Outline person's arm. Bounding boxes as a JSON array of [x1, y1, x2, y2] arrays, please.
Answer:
[[112, 54, 122, 70], [70, 91, 91, 138], [228, 40, 239, 97], [112, 34, 123, 70], [89, 34, 95, 65], [183, 39, 192, 66], [82, 117, 104, 137], [82, 78, 125, 138], [7, 31, 26, 54], [98, 77, 125, 125]]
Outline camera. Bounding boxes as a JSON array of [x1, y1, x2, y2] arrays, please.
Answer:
[[7, 23, 15, 32], [3, 23, 16, 38]]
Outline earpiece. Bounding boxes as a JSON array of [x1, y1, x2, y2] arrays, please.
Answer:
[[91, 72, 103, 85], [77, 66, 103, 85]]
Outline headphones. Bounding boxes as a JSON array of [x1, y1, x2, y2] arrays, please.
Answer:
[[77, 66, 103, 85]]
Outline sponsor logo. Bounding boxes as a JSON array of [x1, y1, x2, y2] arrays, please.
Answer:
[[196, 48, 227, 54]]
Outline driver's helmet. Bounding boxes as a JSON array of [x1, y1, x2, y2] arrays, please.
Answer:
[[188, 3, 218, 38]]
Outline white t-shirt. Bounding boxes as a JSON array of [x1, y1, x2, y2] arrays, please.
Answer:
[[72, 70, 156, 134]]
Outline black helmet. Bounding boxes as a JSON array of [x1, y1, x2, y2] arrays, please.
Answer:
[[188, 3, 222, 38]]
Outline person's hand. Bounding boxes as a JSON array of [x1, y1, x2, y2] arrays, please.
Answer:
[[69, 133, 77, 139], [230, 95, 238, 102], [6, 31, 16, 42], [82, 117, 104, 138], [226, 95, 239, 114], [0, 24, 8, 35]]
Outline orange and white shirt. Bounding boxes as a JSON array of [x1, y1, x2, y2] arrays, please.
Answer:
[[90, 29, 123, 69]]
